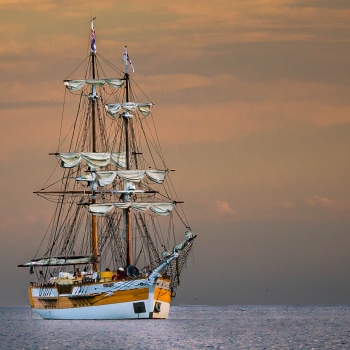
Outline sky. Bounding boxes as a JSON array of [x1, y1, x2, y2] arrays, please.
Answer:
[[1, 0, 350, 306]]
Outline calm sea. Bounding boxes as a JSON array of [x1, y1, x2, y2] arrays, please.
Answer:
[[0, 305, 349, 349]]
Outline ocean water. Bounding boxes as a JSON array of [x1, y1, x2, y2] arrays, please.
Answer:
[[0, 305, 349, 349]]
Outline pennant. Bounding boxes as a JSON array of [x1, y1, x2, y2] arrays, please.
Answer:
[[91, 19, 96, 52], [123, 46, 135, 72]]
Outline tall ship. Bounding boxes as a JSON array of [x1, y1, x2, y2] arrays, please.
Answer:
[[18, 19, 196, 320]]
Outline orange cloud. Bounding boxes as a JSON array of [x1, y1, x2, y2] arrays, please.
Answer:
[[140, 74, 211, 91], [216, 200, 234, 215], [304, 195, 331, 208]]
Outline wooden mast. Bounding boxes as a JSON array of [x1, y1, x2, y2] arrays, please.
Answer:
[[91, 49, 99, 272], [124, 64, 132, 266]]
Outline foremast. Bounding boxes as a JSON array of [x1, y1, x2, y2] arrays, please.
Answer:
[[123, 47, 132, 266]]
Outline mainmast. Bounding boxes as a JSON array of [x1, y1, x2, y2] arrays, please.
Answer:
[[123, 46, 132, 266], [90, 19, 98, 272]]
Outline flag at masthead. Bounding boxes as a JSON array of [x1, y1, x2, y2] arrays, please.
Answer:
[[123, 46, 135, 73], [91, 18, 96, 52]]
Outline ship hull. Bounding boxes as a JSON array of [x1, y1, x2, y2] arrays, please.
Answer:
[[29, 278, 172, 320], [32, 299, 170, 320]]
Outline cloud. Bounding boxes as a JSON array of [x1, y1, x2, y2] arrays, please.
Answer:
[[0, 0, 56, 11], [275, 201, 295, 210], [216, 200, 234, 215], [304, 195, 331, 208], [140, 74, 211, 91], [292, 0, 350, 10]]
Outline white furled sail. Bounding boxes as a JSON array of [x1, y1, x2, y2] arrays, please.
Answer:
[[105, 102, 153, 117], [81, 153, 110, 168], [88, 202, 130, 215], [89, 202, 175, 216], [131, 202, 152, 212], [110, 152, 127, 168], [105, 79, 124, 89], [21, 255, 93, 267], [64, 79, 124, 91], [145, 169, 168, 184], [76, 171, 118, 187], [85, 79, 106, 86], [88, 204, 114, 215], [63, 80, 85, 91], [117, 170, 148, 182], [137, 103, 153, 117], [59, 153, 82, 168], [76, 169, 168, 187], [95, 171, 117, 187], [59, 152, 128, 169], [115, 169, 168, 184], [149, 202, 175, 216], [105, 103, 121, 116], [121, 102, 137, 112], [59, 152, 110, 168]]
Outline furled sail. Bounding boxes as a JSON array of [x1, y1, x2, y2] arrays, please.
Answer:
[[110, 152, 126, 168], [105, 102, 153, 117], [116, 169, 168, 184], [116, 170, 145, 182], [64, 79, 124, 91], [19, 255, 94, 267], [59, 153, 82, 168], [89, 202, 175, 216], [76, 169, 168, 187], [95, 171, 116, 187], [58, 152, 126, 169], [145, 170, 168, 184], [81, 153, 110, 168]]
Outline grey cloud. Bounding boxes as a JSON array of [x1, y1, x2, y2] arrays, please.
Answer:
[[205, 41, 350, 85], [137, 39, 350, 86], [292, 0, 350, 9]]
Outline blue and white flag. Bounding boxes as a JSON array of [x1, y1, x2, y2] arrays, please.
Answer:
[[91, 19, 96, 52], [123, 46, 135, 72]]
